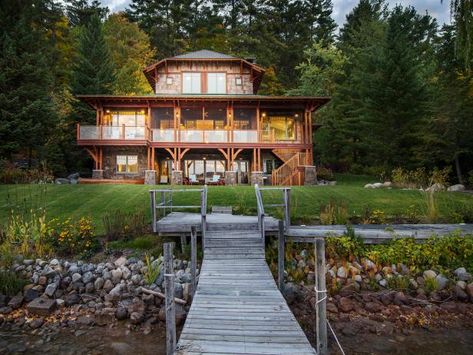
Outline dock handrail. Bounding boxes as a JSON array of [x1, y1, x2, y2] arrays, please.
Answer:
[[150, 187, 208, 239], [254, 184, 291, 232]]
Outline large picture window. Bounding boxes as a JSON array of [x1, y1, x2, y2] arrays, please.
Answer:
[[183, 73, 201, 94], [117, 155, 138, 174], [207, 73, 226, 94], [262, 111, 301, 141]]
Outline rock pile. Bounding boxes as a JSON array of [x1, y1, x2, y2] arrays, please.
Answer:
[[0, 256, 195, 329]]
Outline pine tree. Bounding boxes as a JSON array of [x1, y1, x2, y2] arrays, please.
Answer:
[[0, 0, 58, 164], [71, 13, 116, 124], [65, 0, 108, 27]]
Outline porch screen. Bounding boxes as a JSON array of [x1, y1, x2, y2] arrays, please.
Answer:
[[262, 111, 300, 141], [105, 110, 145, 127], [234, 108, 256, 129], [151, 107, 174, 129]]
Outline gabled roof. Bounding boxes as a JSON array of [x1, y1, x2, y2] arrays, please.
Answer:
[[143, 49, 265, 93], [171, 50, 237, 60]]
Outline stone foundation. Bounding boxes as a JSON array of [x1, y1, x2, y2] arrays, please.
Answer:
[[171, 171, 183, 185], [224, 171, 237, 186], [304, 166, 317, 185], [250, 171, 264, 186], [92, 170, 104, 179], [102, 147, 147, 180], [144, 170, 156, 185]]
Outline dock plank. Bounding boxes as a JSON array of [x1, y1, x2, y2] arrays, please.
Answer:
[[176, 230, 315, 355]]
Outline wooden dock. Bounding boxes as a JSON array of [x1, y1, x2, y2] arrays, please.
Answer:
[[155, 212, 279, 234], [176, 229, 315, 354]]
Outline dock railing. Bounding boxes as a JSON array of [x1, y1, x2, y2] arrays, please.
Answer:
[[254, 185, 291, 244], [150, 186, 208, 245]]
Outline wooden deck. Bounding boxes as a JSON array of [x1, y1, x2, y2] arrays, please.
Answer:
[[155, 212, 279, 234], [176, 230, 315, 354]]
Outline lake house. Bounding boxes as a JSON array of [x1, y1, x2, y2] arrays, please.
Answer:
[[76, 50, 329, 185]]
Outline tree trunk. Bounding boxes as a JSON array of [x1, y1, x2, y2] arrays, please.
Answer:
[[454, 152, 464, 185]]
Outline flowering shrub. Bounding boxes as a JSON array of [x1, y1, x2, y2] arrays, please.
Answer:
[[48, 217, 98, 256]]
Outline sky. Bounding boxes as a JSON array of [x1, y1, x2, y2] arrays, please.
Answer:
[[99, 0, 452, 27]]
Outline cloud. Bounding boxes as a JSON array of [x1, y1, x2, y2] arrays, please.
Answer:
[[332, 0, 451, 27]]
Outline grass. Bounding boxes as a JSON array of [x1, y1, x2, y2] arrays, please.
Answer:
[[0, 174, 472, 234]]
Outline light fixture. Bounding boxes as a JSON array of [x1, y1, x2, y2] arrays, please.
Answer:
[[106, 109, 110, 113], [262, 112, 266, 117], [141, 109, 145, 114], [294, 114, 299, 118]]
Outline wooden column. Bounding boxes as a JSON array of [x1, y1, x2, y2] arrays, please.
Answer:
[[191, 226, 197, 298], [151, 147, 155, 170], [164, 243, 176, 355], [99, 147, 103, 170], [278, 220, 285, 291], [315, 238, 328, 355]]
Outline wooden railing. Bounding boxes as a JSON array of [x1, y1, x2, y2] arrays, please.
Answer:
[[271, 152, 306, 186], [149, 186, 207, 246], [254, 185, 291, 245]]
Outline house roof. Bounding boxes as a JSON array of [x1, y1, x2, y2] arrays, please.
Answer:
[[76, 94, 330, 112], [171, 50, 237, 60]]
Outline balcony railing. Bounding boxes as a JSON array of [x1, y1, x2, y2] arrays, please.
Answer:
[[78, 125, 147, 140], [78, 124, 303, 144]]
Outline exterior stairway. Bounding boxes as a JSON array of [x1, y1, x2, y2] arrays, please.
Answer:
[[271, 151, 307, 186]]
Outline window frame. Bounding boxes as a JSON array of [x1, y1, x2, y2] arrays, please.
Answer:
[[207, 72, 227, 94], [182, 72, 202, 94], [116, 155, 139, 174]]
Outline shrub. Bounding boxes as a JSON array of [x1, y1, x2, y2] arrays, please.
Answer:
[[48, 216, 98, 257], [391, 167, 451, 189], [2, 209, 52, 259], [320, 200, 348, 225], [144, 253, 162, 285], [0, 164, 54, 184], [424, 190, 439, 223], [326, 229, 365, 260], [0, 271, 27, 296], [424, 277, 439, 294], [103, 210, 147, 242], [317, 166, 335, 181]]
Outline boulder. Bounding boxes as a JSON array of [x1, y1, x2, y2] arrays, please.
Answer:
[[44, 283, 58, 297], [103, 280, 114, 292], [423, 270, 437, 280], [27, 298, 56, 316], [393, 291, 408, 305], [436, 274, 449, 290], [447, 184, 465, 192], [24, 288, 40, 303], [55, 178, 70, 184], [115, 307, 128, 320], [82, 271, 94, 284], [8, 295, 24, 309], [114, 257, 127, 268], [65, 293, 81, 307], [337, 266, 347, 278], [364, 301, 383, 313], [454, 267, 472, 282], [67, 173, 80, 180], [72, 273, 82, 283], [338, 297, 355, 312], [94, 277, 105, 290], [426, 183, 445, 192], [28, 318, 44, 329], [111, 269, 123, 284]]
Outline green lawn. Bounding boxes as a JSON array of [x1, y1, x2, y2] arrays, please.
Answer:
[[1, 174, 472, 234]]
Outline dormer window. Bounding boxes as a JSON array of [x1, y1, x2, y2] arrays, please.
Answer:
[[207, 73, 226, 94], [183, 73, 201, 94]]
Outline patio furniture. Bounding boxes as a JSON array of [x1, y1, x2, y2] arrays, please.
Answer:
[[208, 174, 223, 185], [189, 174, 199, 184]]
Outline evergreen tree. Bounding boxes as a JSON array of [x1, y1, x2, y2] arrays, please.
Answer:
[[0, 0, 58, 164], [66, 0, 108, 27], [71, 13, 116, 124], [104, 13, 156, 95]]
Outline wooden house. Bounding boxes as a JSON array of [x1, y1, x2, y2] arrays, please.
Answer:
[[76, 50, 329, 185]]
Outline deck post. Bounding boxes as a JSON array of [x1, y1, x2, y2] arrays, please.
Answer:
[[315, 238, 328, 355], [191, 226, 197, 298], [283, 188, 291, 229], [164, 243, 176, 355], [278, 220, 285, 291], [150, 190, 157, 233]]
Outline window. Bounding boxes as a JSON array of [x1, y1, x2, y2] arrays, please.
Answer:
[[262, 111, 301, 141], [117, 155, 138, 174], [235, 77, 242, 86], [207, 73, 226, 94], [183, 73, 201, 94]]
